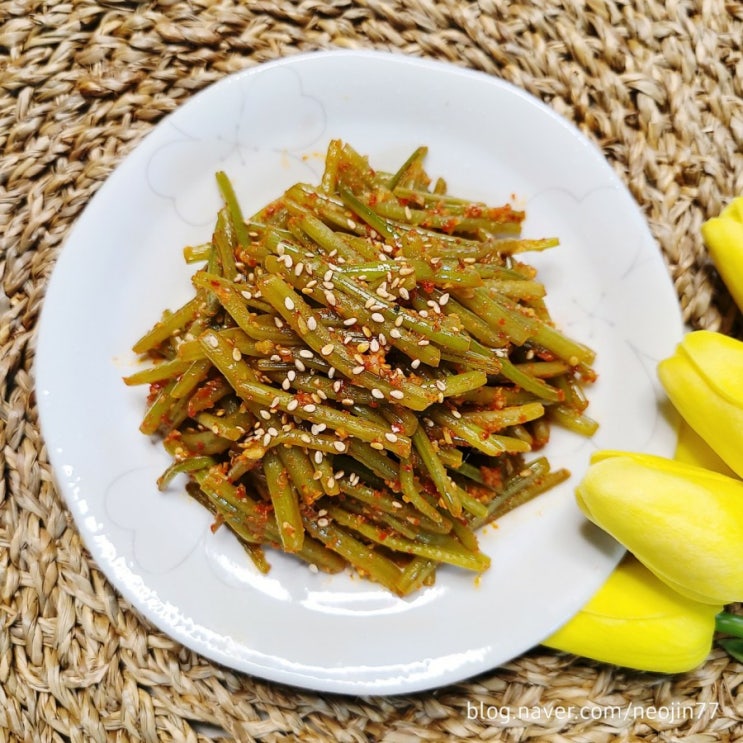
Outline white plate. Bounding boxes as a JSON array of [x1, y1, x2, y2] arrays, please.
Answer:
[[35, 50, 683, 695]]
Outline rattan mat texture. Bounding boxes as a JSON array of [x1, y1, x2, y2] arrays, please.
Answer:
[[2, 1, 743, 741]]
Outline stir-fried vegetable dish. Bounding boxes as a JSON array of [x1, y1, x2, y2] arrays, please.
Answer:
[[125, 140, 597, 595]]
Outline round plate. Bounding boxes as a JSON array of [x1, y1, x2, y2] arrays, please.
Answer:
[[35, 50, 683, 695]]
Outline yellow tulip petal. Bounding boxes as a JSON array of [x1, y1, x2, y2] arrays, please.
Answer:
[[674, 419, 737, 477], [658, 331, 743, 478], [702, 201, 743, 314], [576, 452, 743, 604], [543, 556, 720, 673]]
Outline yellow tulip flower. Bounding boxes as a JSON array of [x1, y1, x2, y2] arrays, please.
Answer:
[[543, 555, 721, 673], [575, 451, 743, 605], [701, 196, 743, 314], [657, 330, 743, 479]]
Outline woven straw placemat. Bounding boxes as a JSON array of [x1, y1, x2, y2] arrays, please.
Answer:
[[2, 1, 743, 741]]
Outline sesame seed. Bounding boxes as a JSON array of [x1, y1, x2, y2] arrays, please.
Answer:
[[389, 389, 405, 400], [317, 517, 329, 527], [232, 347, 242, 361], [307, 316, 317, 331], [341, 398, 354, 406], [295, 262, 305, 277], [287, 370, 296, 381], [333, 441, 346, 452], [356, 342, 370, 353], [295, 359, 306, 372], [259, 410, 271, 420], [241, 290, 253, 300], [452, 409, 462, 419], [308, 563, 319, 574], [370, 339, 380, 352], [274, 316, 284, 329], [385, 432, 398, 443], [325, 291, 337, 306], [306, 279, 318, 288], [378, 333, 387, 346], [277, 244, 285, 255], [284, 297, 295, 311], [390, 328, 402, 339], [419, 310, 429, 318], [287, 399, 299, 411], [281, 378, 291, 390], [328, 367, 336, 379], [370, 441, 385, 450], [268, 427, 279, 437], [322, 280, 334, 290], [352, 365, 364, 375], [439, 292, 450, 306], [299, 349, 314, 359], [411, 358, 421, 369], [399, 266, 414, 277], [301, 433, 312, 444], [404, 205, 412, 220], [347, 218, 357, 230], [205, 334, 219, 348], [332, 380, 342, 393], [371, 388, 384, 399], [303, 404, 317, 413], [371, 312, 385, 323], [321, 343, 334, 356], [270, 354, 281, 362], [314, 451, 323, 464], [343, 317, 357, 326], [463, 257, 476, 264], [270, 396, 280, 409], [394, 315, 404, 327], [418, 339, 430, 346], [399, 287, 410, 300], [311, 423, 327, 435], [263, 433, 272, 446], [435, 380, 447, 391]]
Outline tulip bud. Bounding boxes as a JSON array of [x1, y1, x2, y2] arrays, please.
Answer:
[[575, 451, 743, 604], [701, 196, 743, 314], [657, 330, 743, 479], [543, 556, 721, 673]]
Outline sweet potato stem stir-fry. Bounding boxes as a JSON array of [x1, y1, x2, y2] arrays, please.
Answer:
[[126, 141, 598, 596]]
